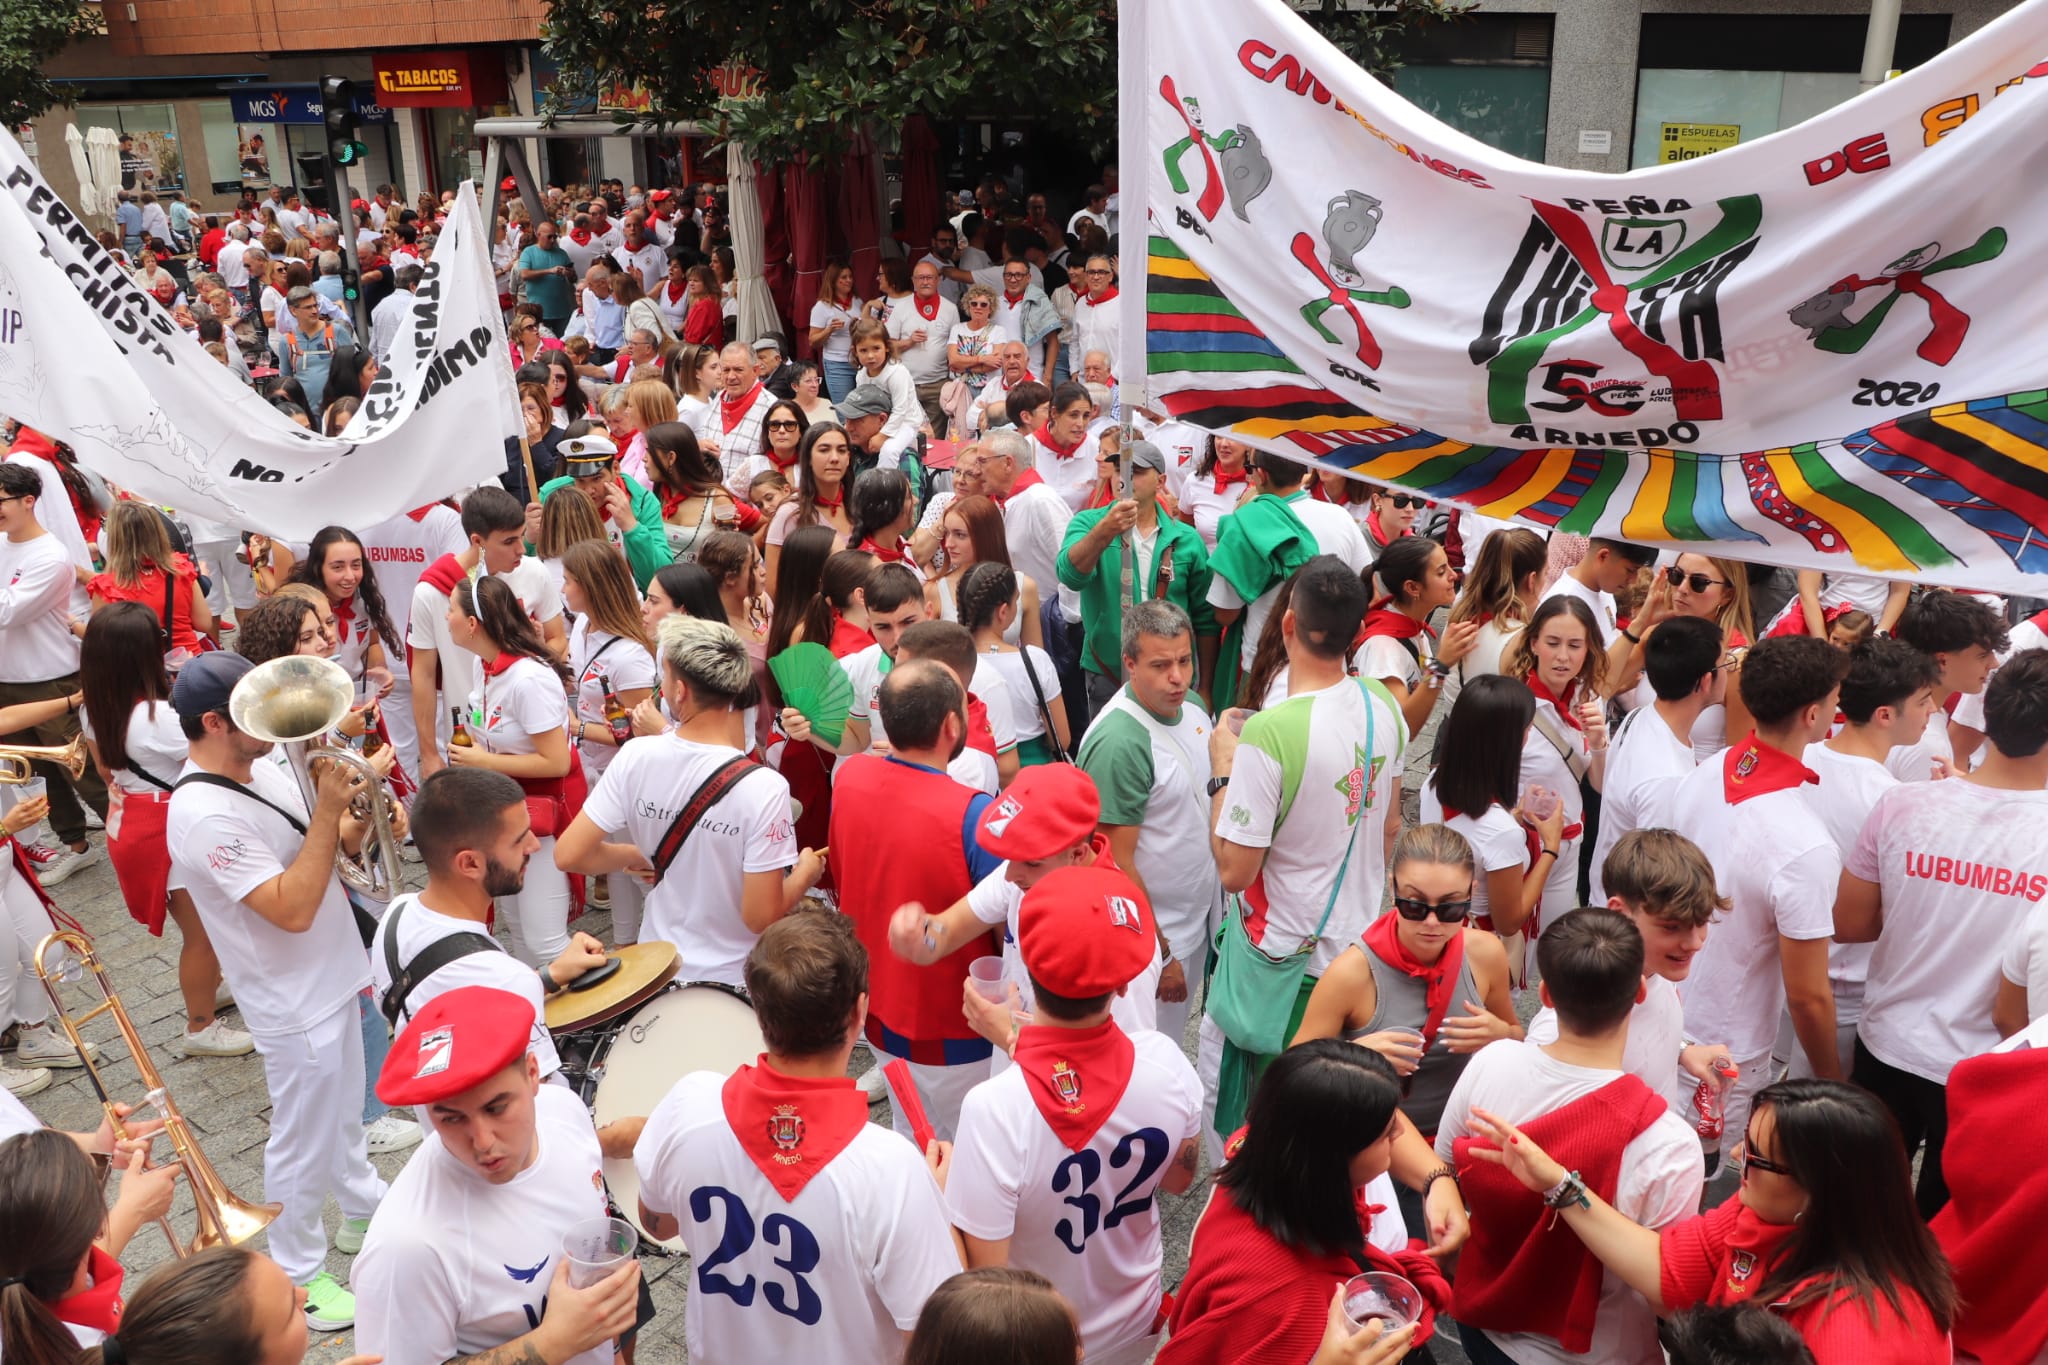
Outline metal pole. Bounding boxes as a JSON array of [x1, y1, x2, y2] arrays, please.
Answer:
[[330, 159, 370, 340], [1860, 0, 1904, 90]]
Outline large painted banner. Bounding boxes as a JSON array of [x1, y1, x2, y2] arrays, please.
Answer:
[[0, 128, 514, 541], [1119, 0, 2048, 591]]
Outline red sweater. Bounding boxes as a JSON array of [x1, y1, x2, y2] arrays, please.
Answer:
[[1661, 1200, 1947, 1365], [1160, 1185, 1446, 1365], [1933, 1043, 2046, 1365]]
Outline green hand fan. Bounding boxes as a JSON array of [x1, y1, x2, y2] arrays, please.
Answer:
[[771, 642, 855, 747]]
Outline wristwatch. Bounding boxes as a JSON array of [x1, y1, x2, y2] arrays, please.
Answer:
[[1206, 775, 1230, 797], [1542, 1169, 1591, 1210]]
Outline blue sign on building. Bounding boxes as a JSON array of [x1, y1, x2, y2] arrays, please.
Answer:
[[229, 86, 395, 125]]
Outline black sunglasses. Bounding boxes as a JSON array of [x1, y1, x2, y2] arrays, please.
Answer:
[[765, 419, 801, 431], [1739, 1125, 1792, 1176], [1393, 896, 1472, 923], [1380, 493, 1423, 510], [1665, 565, 1730, 594]]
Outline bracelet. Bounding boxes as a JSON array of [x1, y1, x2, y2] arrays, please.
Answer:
[[1421, 1166, 1460, 1200], [1540, 845, 1560, 858], [1622, 627, 1641, 644], [540, 965, 566, 995], [1542, 1169, 1591, 1210]]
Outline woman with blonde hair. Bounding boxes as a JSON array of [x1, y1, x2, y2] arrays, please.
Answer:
[[946, 283, 1008, 421], [87, 500, 215, 663], [809, 262, 863, 400], [534, 481, 610, 594], [614, 269, 668, 346], [669, 340, 724, 444], [561, 540, 658, 942], [1625, 551, 1755, 757], [616, 377, 679, 483], [1440, 526, 1547, 710]]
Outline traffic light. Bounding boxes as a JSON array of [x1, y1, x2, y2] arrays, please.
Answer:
[[321, 76, 367, 167]]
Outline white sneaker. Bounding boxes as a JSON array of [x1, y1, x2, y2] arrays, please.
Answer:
[[365, 1114, 422, 1154], [2, 1063, 50, 1097], [214, 981, 237, 1011], [14, 1025, 92, 1067], [857, 1062, 888, 1103], [175, 1019, 255, 1056], [84, 806, 105, 831], [32, 843, 100, 886]]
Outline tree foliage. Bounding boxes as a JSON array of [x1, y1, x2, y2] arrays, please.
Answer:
[[0, 0, 96, 127], [538, 0, 1467, 161]]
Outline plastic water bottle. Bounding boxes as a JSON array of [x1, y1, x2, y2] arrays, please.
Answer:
[[1693, 1057, 1739, 1140]]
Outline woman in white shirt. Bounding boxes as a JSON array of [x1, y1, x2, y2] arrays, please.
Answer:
[[1176, 435, 1255, 551], [287, 527, 399, 698], [1440, 527, 1546, 712], [80, 604, 252, 1057], [946, 284, 1008, 409], [668, 341, 725, 453], [925, 493, 1043, 649], [807, 263, 864, 401], [562, 541, 659, 944], [957, 560, 1069, 766], [1420, 673, 1565, 988], [445, 575, 580, 967], [1502, 595, 1610, 984], [655, 255, 694, 336]]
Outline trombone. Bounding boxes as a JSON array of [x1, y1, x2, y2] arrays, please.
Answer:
[[230, 654, 404, 901], [0, 734, 90, 784], [33, 929, 281, 1257]]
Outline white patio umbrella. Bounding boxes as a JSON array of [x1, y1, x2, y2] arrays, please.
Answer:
[[728, 139, 780, 346], [64, 125, 98, 217], [84, 127, 123, 228]]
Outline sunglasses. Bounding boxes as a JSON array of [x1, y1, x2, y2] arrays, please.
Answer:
[[1665, 566, 1730, 594], [1393, 896, 1472, 923], [1380, 493, 1422, 510], [766, 419, 800, 431], [1739, 1127, 1791, 1177]]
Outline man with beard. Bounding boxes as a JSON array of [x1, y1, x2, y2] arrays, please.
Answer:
[[369, 768, 607, 1085]]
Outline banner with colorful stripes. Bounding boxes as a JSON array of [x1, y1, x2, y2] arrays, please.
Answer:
[[1120, 0, 2048, 590]]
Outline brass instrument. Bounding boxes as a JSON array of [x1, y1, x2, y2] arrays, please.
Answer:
[[230, 654, 403, 901], [0, 735, 89, 784], [33, 929, 281, 1257]]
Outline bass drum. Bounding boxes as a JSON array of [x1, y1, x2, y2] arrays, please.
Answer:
[[590, 982, 765, 1253]]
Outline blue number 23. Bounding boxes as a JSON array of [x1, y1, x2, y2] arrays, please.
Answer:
[[688, 1185, 823, 1325]]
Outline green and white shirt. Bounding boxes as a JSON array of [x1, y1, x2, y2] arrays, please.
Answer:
[[1214, 677, 1407, 974], [1077, 688, 1223, 960]]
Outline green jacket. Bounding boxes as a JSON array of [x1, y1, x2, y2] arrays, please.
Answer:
[[1056, 505, 1216, 679], [1203, 490, 1318, 709], [535, 473, 673, 590]]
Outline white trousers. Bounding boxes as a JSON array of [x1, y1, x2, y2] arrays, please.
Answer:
[[0, 863, 51, 1029], [1714, 1049, 1778, 1167], [256, 997, 387, 1283], [194, 538, 258, 613], [1196, 1012, 1226, 1165], [379, 673, 421, 793], [497, 836, 571, 967], [1152, 931, 1211, 1055], [880, 1057, 985, 1145], [606, 872, 645, 945]]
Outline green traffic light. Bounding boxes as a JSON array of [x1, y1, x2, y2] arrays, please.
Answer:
[[335, 140, 367, 166]]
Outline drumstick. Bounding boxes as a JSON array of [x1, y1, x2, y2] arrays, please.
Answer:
[[884, 1059, 936, 1151]]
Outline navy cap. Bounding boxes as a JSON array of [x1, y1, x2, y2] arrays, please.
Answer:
[[171, 651, 254, 718]]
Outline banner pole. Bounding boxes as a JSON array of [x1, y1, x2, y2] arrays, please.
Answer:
[[518, 431, 540, 507], [1114, 0, 1151, 677]]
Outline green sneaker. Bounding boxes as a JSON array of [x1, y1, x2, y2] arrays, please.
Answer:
[[333, 1216, 372, 1256], [300, 1271, 355, 1331]]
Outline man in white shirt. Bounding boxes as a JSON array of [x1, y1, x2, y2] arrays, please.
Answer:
[[370, 769, 610, 1080], [217, 223, 253, 299], [557, 617, 822, 984], [886, 260, 961, 436], [1071, 255, 1121, 377], [1839, 646, 2048, 1218], [409, 487, 566, 782], [711, 340, 777, 489], [369, 262, 421, 362], [1887, 588, 2007, 781], [165, 651, 389, 1330], [970, 341, 1036, 436], [1206, 452, 1371, 674], [274, 188, 310, 240], [609, 219, 666, 294], [1543, 537, 1657, 698], [1586, 615, 1723, 904], [1436, 911, 1703, 1365], [1068, 185, 1111, 241], [1796, 637, 1937, 1079], [0, 461, 106, 883], [982, 427, 1076, 626], [948, 865, 1202, 1365], [354, 986, 641, 1365], [1669, 636, 1849, 1167], [627, 909, 961, 1363]]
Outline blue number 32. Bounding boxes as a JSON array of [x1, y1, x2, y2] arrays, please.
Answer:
[[1051, 1127, 1170, 1254], [688, 1185, 824, 1325]]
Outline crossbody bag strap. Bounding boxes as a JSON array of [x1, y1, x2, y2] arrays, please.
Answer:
[[1310, 681, 1379, 943], [378, 901, 508, 1028], [1016, 647, 1069, 763], [171, 771, 307, 835], [1529, 710, 1592, 784], [124, 761, 176, 793], [652, 755, 760, 882]]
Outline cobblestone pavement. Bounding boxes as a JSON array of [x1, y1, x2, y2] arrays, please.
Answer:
[[16, 835, 1469, 1364]]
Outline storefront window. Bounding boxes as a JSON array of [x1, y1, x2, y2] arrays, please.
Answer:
[[428, 107, 480, 195], [1391, 13, 1552, 163], [74, 103, 185, 191], [198, 101, 244, 196]]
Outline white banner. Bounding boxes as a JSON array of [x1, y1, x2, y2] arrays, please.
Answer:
[[0, 127, 515, 541], [1126, 0, 2048, 591]]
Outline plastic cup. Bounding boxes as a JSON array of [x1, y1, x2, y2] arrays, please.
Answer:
[[16, 777, 46, 809], [968, 956, 1008, 1002], [563, 1215, 635, 1289], [1342, 1271, 1423, 1334]]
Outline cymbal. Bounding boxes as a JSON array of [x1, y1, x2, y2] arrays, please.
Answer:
[[545, 940, 680, 1033]]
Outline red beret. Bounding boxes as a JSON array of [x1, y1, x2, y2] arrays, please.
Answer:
[[978, 765, 1100, 862], [500, 176, 519, 192], [377, 985, 534, 1106], [1018, 865, 1153, 997], [649, 189, 673, 203]]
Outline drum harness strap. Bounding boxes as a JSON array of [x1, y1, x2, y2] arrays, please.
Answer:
[[653, 755, 760, 882], [379, 899, 507, 1028]]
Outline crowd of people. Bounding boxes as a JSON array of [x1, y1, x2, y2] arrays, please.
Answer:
[[0, 164, 2044, 1365]]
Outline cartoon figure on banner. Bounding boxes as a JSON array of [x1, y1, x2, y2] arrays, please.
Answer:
[[1159, 76, 1270, 223], [1292, 192, 1411, 371], [1785, 228, 2006, 367], [1471, 195, 1761, 427]]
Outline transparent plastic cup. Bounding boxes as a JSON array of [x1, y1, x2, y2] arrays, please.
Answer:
[[968, 956, 1007, 1002], [563, 1215, 636, 1289], [1342, 1271, 1423, 1334]]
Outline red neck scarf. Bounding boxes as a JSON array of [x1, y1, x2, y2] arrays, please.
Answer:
[[1212, 466, 1249, 495], [331, 594, 357, 640], [419, 552, 468, 597], [405, 503, 443, 523], [660, 485, 713, 521], [1362, 912, 1467, 1054], [721, 382, 763, 433], [1003, 286, 1026, 306], [1084, 287, 1119, 307], [812, 487, 844, 512], [1359, 599, 1431, 641], [569, 227, 592, 245], [858, 536, 907, 564], [1722, 733, 1818, 805], [54, 1246, 124, 1335], [767, 443, 799, 472], [913, 292, 942, 322], [1036, 424, 1084, 461], [1525, 674, 1582, 731], [1011, 1016, 1137, 1152], [965, 694, 998, 757], [720, 1061, 871, 1200], [666, 280, 687, 305], [828, 613, 875, 659], [995, 469, 1045, 507], [479, 649, 520, 679], [1368, 508, 1409, 549]]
